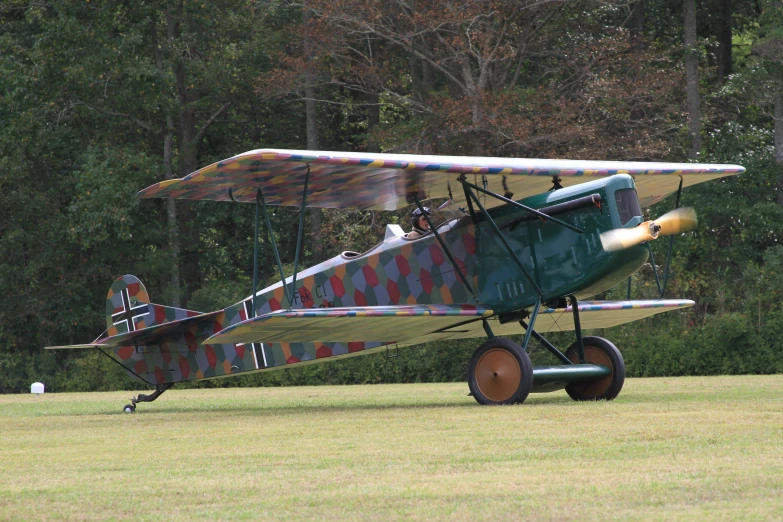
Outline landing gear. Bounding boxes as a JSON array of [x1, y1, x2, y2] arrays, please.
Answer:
[[564, 337, 625, 401], [468, 338, 533, 405], [121, 383, 173, 413], [496, 295, 627, 402]]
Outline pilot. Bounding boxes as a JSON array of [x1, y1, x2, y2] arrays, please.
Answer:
[[407, 207, 432, 239]]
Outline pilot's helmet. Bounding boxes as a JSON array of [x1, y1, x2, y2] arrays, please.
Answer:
[[411, 207, 432, 233]]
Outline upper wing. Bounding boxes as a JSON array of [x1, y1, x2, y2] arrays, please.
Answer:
[[138, 149, 744, 210], [204, 304, 493, 346]]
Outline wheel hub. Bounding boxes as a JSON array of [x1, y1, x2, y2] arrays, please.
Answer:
[[475, 348, 522, 402]]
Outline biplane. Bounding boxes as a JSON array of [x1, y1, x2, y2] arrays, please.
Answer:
[[47, 150, 744, 412]]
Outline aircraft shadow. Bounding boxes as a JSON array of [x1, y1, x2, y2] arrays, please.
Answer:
[[119, 392, 577, 416]]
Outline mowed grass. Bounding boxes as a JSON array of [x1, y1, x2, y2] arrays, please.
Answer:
[[1, 376, 782, 521]]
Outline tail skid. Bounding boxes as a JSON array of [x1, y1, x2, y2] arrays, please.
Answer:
[[123, 383, 173, 413]]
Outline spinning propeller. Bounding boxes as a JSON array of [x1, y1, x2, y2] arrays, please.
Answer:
[[599, 208, 698, 252]]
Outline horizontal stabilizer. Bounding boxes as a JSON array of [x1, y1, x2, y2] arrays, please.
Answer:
[[46, 310, 224, 350], [44, 343, 109, 350], [205, 304, 493, 345], [101, 310, 223, 347]]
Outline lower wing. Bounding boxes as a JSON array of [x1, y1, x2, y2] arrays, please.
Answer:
[[203, 300, 691, 347], [50, 300, 690, 352], [538, 299, 694, 331], [434, 299, 694, 340], [205, 304, 493, 346]]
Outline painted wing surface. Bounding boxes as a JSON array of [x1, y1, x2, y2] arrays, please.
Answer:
[[433, 300, 695, 340], [138, 149, 744, 210], [527, 299, 693, 332], [204, 304, 493, 346]]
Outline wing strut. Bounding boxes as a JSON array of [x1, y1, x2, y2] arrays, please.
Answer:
[[250, 187, 291, 316], [460, 176, 549, 355], [627, 176, 683, 300], [288, 166, 311, 309], [413, 194, 477, 300], [460, 177, 544, 297], [252, 188, 261, 317], [461, 180, 583, 234], [259, 187, 290, 305], [658, 176, 684, 298], [248, 166, 311, 315]]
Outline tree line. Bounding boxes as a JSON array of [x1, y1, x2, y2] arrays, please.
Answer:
[[1, 0, 782, 393]]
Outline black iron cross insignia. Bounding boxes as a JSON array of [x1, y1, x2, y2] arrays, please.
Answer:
[[111, 289, 149, 332]]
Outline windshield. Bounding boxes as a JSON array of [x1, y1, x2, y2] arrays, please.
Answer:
[[614, 189, 642, 226]]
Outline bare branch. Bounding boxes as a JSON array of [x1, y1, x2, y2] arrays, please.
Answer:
[[69, 102, 156, 132], [194, 102, 232, 144], [510, 5, 563, 86]]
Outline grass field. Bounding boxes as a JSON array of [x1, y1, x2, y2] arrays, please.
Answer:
[[1, 376, 782, 521]]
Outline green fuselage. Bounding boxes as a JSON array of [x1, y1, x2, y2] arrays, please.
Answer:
[[473, 174, 648, 313]]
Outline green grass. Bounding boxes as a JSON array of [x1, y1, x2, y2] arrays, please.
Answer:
[[1, 376, 782, 521]]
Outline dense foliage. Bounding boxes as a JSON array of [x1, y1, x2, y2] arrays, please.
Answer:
[[1, 0, 782, 393]]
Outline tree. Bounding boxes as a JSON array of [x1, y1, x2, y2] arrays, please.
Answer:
[[302, 3, 326, 263], [752, 1, 783, 202], [684, 0, 702, 159]]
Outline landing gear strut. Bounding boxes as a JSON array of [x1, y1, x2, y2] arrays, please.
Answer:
[[468, 295, 626, 405], [123, 383, 173, 413]]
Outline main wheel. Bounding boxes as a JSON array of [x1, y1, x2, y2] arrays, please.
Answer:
[[468, 338, 533, 405], [564, 336, 625, 401], [123, 404, 136, 414]]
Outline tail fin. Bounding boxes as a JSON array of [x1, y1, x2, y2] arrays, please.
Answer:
[[47, 275, 243, 386], [105, 275, 203, 336]]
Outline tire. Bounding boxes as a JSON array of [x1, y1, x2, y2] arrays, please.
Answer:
[[468, 338, 533, 405], [564, 336, 625, 401]]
